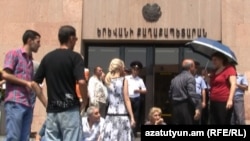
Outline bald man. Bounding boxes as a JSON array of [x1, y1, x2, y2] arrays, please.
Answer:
[[169, 59, 201, 124]]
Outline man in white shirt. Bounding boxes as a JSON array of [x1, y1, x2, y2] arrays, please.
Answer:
[[82, 106, 104, 141], [125, 61, 147, 137], [88, 66, 108, 118]]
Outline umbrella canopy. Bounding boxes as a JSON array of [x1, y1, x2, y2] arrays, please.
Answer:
[[186, 37, 238, 65]]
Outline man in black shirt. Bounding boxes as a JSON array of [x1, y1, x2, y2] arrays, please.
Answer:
[[33, 25, 87, 141], [169, 59, 201, 124]]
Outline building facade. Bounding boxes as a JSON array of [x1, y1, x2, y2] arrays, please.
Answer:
[[0, 0, 250, 132]]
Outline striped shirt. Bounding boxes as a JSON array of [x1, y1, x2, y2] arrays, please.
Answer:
[[3, 47, 34, 107]]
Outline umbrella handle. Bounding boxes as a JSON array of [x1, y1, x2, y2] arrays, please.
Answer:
[[205, 60, 209, 71]]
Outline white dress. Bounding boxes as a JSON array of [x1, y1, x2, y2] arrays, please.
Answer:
[[99, 77, 134, 141]]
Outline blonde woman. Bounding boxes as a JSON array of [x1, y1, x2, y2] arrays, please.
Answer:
[[145, 107, 166, 125], [99, 58, 135, 141]]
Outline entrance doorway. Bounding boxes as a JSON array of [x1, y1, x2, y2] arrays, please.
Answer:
[[154, 65, 179, 124], [85, 44, 212, 124]]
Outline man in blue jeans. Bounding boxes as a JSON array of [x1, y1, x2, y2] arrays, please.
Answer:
[[33, 25, 88, 141], [231, 72, 248, 125], [2, 30, 46, 141]]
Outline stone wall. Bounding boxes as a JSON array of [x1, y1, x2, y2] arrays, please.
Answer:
[[222, 0, 250, 122], [82, 0, 221, 41]]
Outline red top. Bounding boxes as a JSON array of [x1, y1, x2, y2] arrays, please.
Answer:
[[210, 65, 236, 102]]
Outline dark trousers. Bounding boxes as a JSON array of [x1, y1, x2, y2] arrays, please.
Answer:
[[201, 92, 210, 125], [98, 102, 107, 118], [172, 100, 194, 125], [139, 95, 145, 128], [201, 106, 209, 125], [130, 97, 140, 134], [193, 118, 201, 125], [210, 101, 233, 124]]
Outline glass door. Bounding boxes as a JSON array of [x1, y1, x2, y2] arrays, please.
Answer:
[[154, 48, 180, 124]]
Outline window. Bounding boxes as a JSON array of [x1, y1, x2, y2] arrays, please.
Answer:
[[88, 47, 120, 74], [124, 47, 146, 68], [155, 48, 179, 65]]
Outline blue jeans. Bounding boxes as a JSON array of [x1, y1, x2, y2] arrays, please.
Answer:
[[45, 106, 82, 141], [39, 120, 46, 137], [4, 102, 33, 141], [41, 136, 46, 141], [30, 92, 36, 109]]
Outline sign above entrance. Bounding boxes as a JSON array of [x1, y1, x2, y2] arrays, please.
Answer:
[[83, 0, 221, 41], [97, 27, 207, 39]]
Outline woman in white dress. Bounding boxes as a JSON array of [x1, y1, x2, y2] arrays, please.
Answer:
[[99, 58, 135, 141]]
